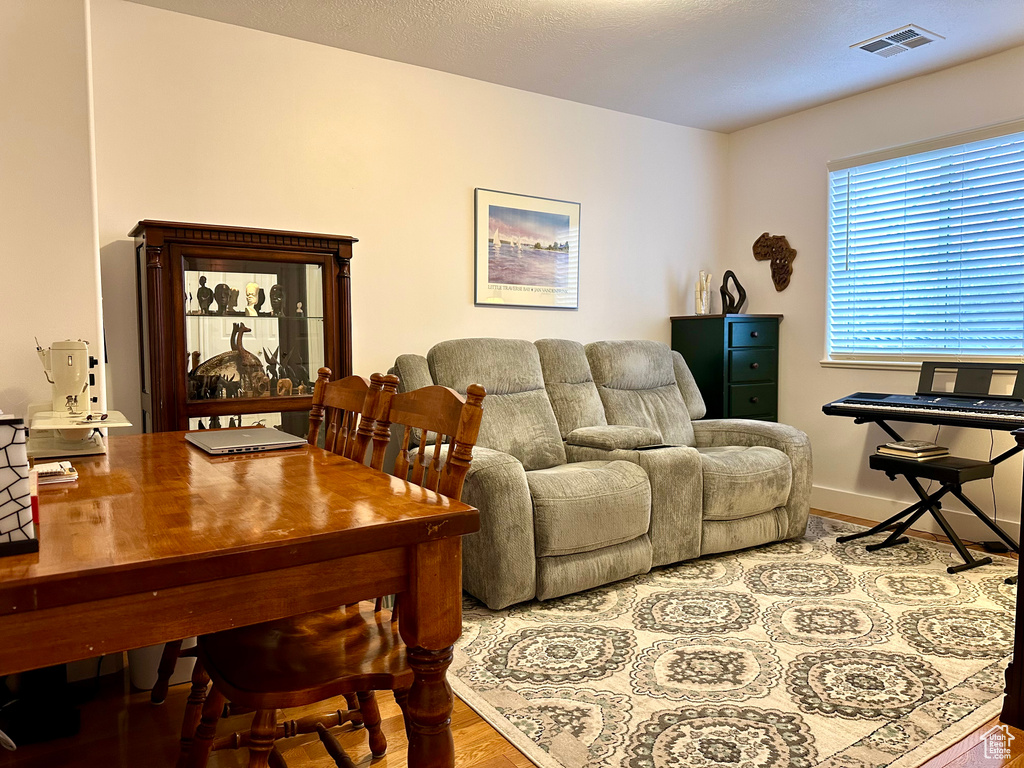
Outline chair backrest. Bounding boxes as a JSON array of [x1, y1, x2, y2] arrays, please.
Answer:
[[307, 368, 387, 462], [376, 375, 486, 501]]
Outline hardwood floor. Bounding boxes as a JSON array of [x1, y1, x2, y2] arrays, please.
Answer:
[[2, 508, 1020, 767], [1, 673, 533, 767]]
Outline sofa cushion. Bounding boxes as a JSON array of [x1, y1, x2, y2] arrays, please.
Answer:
[[535, 338, 607, 438], [527, 461, 651, 557], [429, 338, 544, 395], [586, 340, 695, 446], [699, 446, 792, 521], [428, 338, 566, 470]]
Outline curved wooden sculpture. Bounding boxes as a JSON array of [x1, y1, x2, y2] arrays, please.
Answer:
[[191, 323, 269, 397], [720, 270, 747, 314], [752, 232, 797, 291]]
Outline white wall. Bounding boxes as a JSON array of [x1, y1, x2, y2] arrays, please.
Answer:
[[0, 0, 104, 418], [723, 46, 1024, 539], [89, 0, 727, 429]]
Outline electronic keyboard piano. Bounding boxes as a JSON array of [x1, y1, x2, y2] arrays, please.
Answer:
[[823, 391, 1024, 431], [822, 362, 1024, 580]]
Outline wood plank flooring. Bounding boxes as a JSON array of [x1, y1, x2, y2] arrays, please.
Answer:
[[2, 508, 1020, 767]]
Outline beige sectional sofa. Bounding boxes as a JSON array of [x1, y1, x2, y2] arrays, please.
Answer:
[[392, 337, 812, 610]]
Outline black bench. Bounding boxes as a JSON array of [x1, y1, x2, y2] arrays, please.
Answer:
[[837, 453, 1016, 574]]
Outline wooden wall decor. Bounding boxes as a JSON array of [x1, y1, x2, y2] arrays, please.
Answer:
[[752, 233, 797, 291]]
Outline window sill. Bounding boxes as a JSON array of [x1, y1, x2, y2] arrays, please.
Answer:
[[820, 357, 1024, 372], [819, 359, 922, 372]]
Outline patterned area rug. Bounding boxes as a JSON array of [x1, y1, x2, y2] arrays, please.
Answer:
[[450, 515, 1018, 768]]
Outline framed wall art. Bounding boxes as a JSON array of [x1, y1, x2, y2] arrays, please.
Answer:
[[474, 189, 580, 309]]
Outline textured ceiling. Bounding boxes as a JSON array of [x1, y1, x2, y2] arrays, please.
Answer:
[[127, 0, 1024, 133]]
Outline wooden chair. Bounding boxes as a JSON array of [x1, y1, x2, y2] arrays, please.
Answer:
[[150, 370, 383, 708], [179, 377, 486, 768], [307, 368, 391, 464]]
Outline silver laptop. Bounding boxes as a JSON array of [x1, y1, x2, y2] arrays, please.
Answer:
[[185, 427, 307, 455]]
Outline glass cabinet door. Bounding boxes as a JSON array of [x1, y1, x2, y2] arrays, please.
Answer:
[[182, 256, 325, 407]]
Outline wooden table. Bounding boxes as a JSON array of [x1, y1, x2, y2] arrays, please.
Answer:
[[0, 432, 479, 767]]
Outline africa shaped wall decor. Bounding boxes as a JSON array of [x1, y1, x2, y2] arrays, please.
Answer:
[[752, 233, 796, 291]]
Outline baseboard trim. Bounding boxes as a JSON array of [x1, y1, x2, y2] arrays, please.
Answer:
[[811, 485, 1020, 544]]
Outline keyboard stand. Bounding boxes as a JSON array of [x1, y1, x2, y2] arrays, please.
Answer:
[[837, 418, 1022, 575]]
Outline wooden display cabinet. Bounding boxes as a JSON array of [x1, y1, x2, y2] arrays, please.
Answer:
[[132, 221, 356, 436]]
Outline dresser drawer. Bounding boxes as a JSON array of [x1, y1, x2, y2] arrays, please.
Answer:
[[729, 383, 777, 417], [728, 349, 777, 383], [728, 319, 778, 348]]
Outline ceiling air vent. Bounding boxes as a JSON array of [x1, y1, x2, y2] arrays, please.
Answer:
[[852, 25, 943, 58]]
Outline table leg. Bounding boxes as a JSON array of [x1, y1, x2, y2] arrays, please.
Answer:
[[406, 645, 456, 767], [400, 537, 463, 768]]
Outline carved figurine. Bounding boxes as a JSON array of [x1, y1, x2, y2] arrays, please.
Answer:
[[296, 301, 303, 316], [228, 288, 240, 314], [244, 282, 259, 316], [270, 284, 284, 316], [262, 346, 280, 394], [214, 283, 231, 315], [277, 378, 293, 397], [262, 346, 279, 379], [190, 351, 200, 372], [189, 373, 225, 401], [196, 276, 214, 315], [221, 376, 242, 399], [297, 383, 308, 395], [255, 288, 266, 315], [190, 323, 269, 396], [278, 348, 308, 388], [209, 415, 221, 429], [753, 233, 797, 291], [720, 270, 747, 314]]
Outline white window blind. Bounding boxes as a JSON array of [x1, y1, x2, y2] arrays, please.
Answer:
[[827, 127, 1024, 362]]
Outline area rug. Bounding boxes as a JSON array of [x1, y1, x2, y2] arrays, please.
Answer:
[[449, 515, 1018, 768]]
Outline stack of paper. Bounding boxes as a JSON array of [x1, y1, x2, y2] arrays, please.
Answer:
[[32, 461, 78, 484]]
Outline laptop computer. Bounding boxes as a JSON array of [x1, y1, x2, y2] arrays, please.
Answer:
[[184, 427, 307, 456]]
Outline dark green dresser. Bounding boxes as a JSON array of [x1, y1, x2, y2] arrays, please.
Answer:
[[670, 314, 783, 421]]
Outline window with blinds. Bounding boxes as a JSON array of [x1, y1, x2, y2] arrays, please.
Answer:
[[827, 126, 1024, 362]]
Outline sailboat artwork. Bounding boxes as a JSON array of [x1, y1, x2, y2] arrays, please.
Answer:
[[475, 188, 580, 309]]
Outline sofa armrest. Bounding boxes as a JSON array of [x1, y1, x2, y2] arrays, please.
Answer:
[[565, 425, 664, 451], [565, 443, 703, 567], [459, 446, 538, 609], [692, 419, 812, 539]]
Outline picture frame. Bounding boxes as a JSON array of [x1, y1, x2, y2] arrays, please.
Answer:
[[474, 188, 580, 310]]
